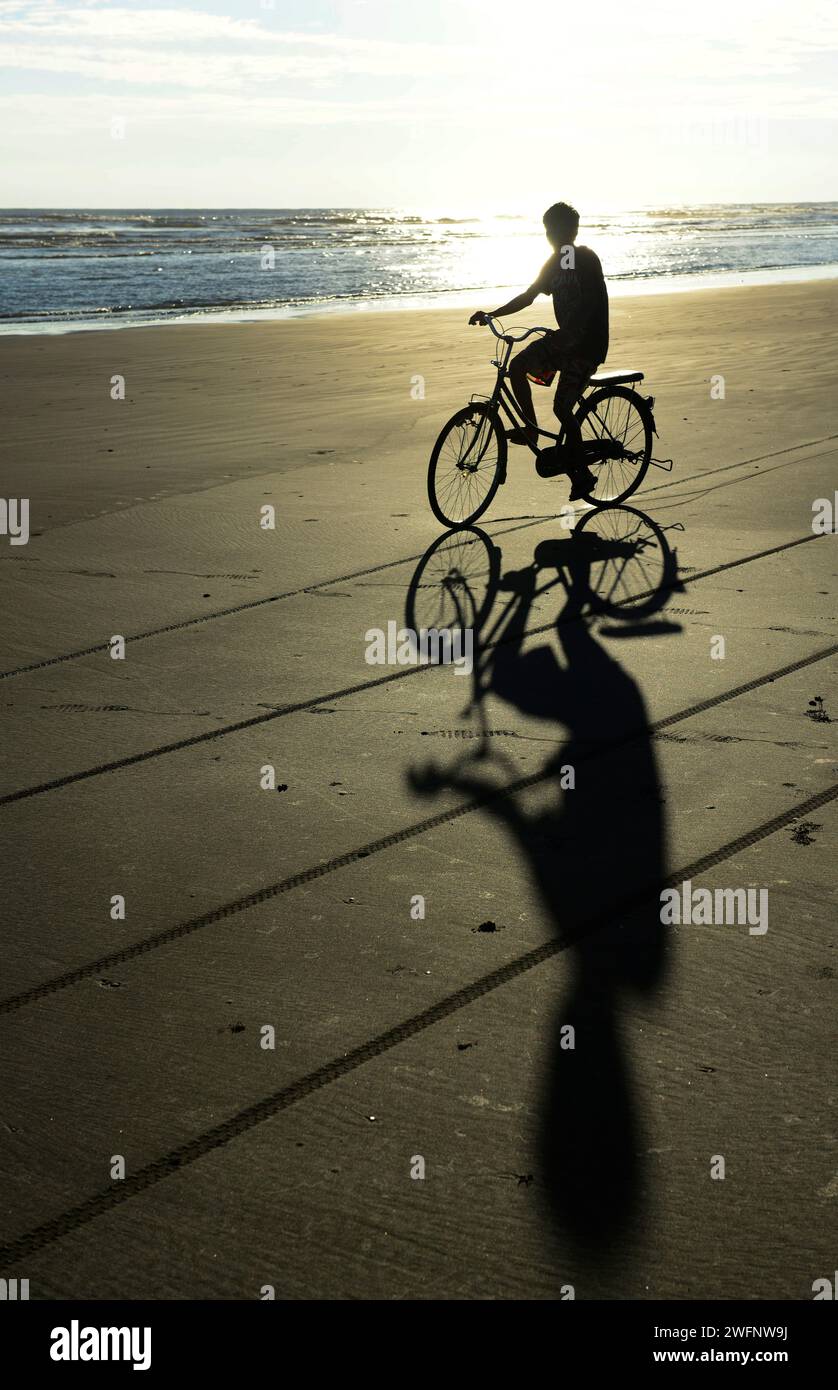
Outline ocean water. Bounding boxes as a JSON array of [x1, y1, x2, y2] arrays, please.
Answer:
[[2, 204, 838, 332]]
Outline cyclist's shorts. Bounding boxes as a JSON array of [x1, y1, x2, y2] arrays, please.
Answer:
[[515, 333, 597, 411]]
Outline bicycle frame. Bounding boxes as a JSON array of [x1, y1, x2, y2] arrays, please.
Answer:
[[480, 323, 564, 447], [476, 318, 658, 465]]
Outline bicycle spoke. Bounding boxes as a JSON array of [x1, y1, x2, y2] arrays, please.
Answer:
[[577, 388, 651, 504], [430, 407, 503, 525], [579, 505, 668, 610], [406, 527, 497, 634]]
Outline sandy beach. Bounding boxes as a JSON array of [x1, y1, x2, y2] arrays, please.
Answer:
[[3, 278, 838, 532], [1, 278, 836, 1300]]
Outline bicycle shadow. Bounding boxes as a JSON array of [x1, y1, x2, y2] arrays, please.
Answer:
[[406, 507, 682, 1273]]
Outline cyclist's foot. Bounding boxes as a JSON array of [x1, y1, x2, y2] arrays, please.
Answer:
[[568, 464, 597, 502], [506, 426, 537, 448], [535, 444, 569, 478]]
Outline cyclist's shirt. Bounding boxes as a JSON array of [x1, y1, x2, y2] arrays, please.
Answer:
[[528, 245, 609, 364]]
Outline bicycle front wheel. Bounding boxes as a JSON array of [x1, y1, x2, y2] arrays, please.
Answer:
[[575, 386, 652, 506], [427, 402, 507, 528]]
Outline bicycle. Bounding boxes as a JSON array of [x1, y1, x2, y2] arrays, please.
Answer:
[[427, 316, 664, 528]]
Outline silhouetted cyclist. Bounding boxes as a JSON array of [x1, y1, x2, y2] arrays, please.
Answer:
[[470, 201, 609, 501]]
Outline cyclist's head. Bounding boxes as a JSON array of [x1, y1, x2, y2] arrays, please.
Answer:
[[543, 202, 579, 247]]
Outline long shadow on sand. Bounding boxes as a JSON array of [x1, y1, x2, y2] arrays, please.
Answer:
[[406, 506, 683, 1266]]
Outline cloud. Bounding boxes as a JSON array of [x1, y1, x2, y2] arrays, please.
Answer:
[[3, 5, 457, 54], [1, 0, 837, 121], [0, 5, 473, 82]]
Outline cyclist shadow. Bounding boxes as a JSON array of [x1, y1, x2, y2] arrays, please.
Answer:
[[407, 509, 682, 1269]]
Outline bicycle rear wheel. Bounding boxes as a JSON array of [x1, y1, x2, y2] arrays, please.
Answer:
[[427, 402, 507, 528], [575, 386, 652, 506]]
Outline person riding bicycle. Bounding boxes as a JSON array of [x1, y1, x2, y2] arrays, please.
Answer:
[[469, 202, 609, 501]]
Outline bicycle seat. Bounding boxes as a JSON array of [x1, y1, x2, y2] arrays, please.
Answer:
[[589, 368, 644, 386]]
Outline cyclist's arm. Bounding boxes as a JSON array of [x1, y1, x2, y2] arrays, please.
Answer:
[[492, 286, 539, 317], [469, 254, 556, 324], [469, 285, 539, 325]]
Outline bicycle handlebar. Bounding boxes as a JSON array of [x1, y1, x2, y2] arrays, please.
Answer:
[[484, 315, 550, 344]]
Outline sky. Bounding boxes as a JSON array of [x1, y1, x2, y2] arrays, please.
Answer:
[[1, 0, 837, 207]]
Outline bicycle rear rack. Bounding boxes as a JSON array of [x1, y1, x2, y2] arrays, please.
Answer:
[[642, 393, 673, 468]]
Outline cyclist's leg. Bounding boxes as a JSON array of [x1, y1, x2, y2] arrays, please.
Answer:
[[553, 357, 596, 460], [553, 359, 598, 498], [535, 356, 592, 479], [507, 335, 558, 446], [507, 351, 539, 447]]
